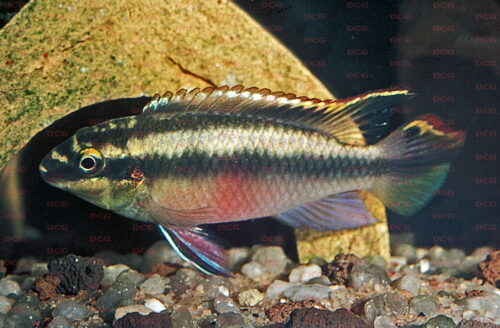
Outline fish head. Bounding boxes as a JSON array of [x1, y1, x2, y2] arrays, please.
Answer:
[[39, 122, 144, 211]]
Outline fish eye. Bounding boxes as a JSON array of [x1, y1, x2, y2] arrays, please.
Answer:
[[78, 148, 104, 174]]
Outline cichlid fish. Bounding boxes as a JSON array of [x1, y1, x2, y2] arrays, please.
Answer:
[[39, 86, 465, 276]]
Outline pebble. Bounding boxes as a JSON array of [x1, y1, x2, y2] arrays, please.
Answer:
[[168, 268, 204, 296], [288, 264, 322, 283], [227, 247, 250, 271], [204, 276, 230, 299], [306, 275, 331, 286], [215, 312, 246, 328], [409, 295, 439, 316], [14, 258, 37, 274], [114, 304, 152, 320], [52, 299, 91, 321], [171, 306, 196, 328], [141, 241, 184, 272], [364, 293, 408, 322], [374, 315, 397, 328], [100, 264, 130, 286], [391, 272, 420, 296], [30, 263, 48, 277], [115, 269, 146, 288], [0, 279, 21, 297], [363, 255, 388, 269], [244, 246, 290, 278], [456, 292, 500, 321], [394, 244, 418, 264], [214, 295, 240, 313], [422, 315, 455, 328], [457, 319, 499, 328], [287, 308, 369, 328], [265, 280, 298, 299], [113, 311, 173, 328], [139, 274, 167, 295], [95, 279, 138, 313], [144, 298, 166, 313], [349, 263, 390, 290], [238, 289, 264, 306], [47, 316, 70, 328], [0, 296, 12, 314], [283, 284, 332, 301]]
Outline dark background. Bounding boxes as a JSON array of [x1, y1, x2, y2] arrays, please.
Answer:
[[0, 0, 498, 267]]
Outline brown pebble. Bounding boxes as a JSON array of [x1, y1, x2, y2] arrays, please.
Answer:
[[465, 290, 486, 297], [321, 254, 361, 285], [286, 308, 369, 328], [113, 311, 173, 328], [456, 319, 499, 328], [265, 300, 319, 323], [34, 274, 61, 301], [478, 250, 500, 288], [148, 262, 182, 277]]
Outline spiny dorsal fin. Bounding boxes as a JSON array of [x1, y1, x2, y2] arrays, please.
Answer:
[[142, 85, 412, 146]]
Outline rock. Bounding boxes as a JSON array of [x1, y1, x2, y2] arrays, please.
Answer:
[[47, 254, 104, 295], [144, 299, 166, 313], [33, 274, 60, 300], [456, 292, 500, 321], [364, 293, 408, 322], [171, 306, 195, 328], [349, 263, 390, 290], [409, 295, 438, 316], [242, 246, 290, 279], [283, 284, 332, 301], [228, 247, 251, 271], [286, 308, 369, 328], [373, 315, 397, 328], [204, 276, 230, 299], [215, 312, 246, 328], [115, 270, 146, 289], [306, 276, 331, 286], [94, 250, 143, 271], [6, 302, 42, 325], [13, 257, 37, 275], [241, 262, 265, 279], [214, 295, 240, 314], [478, 250, 499, 287], [47, 316, 70, 328], [0, 296, 12, 314], [428, 246, 446, 261], [138, 274, 166, 295], [288, 264, 322, 283], [237, 289, 264, 306], [167, 268, 204, 296], [113, 311, 173, 328], [321, 254, 361, 285], [52, 300, 91, 321], [422, 315, 455, 328], [394, 244, 418, 264], [457, 319, 499, 328], [101, 264, 130, 287], [141, 241, 184, 272], [266, 280, 298, 299], [30, 263, 48, 278], [0, 278, 21, 297], [391, 272, 420, 296], [363, 256, 388, 269], [296, 191, 389, 264], [149, 263, 181, 277], [115, 305, 152, 320]]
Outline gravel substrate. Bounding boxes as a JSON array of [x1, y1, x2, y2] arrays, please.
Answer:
[[0, 244, 498, 328]]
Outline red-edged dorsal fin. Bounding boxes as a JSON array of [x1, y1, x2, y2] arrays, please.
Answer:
[[142, 85, 412, 146]]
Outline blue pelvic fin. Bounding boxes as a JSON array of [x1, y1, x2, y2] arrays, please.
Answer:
[[157, 225, 232, 277], [275, 191, 378, 231]]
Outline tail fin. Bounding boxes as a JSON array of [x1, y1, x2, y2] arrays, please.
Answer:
[[371, 114, 465, 216]]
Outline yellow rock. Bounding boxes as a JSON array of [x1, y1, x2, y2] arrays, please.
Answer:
[[0, 0, 389, 261]]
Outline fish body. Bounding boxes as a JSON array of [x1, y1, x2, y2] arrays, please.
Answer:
[[39, 86, 465, 275]]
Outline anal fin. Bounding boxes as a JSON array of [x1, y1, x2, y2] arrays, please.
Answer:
[[275, 191, 378, 231], [157, 225, 231, 277]]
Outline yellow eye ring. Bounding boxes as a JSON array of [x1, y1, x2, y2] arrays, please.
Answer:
[[78, 148, 104, 174]]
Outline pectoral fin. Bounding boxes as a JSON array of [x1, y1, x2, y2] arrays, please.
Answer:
[[157, 225, 231, 277], [275, 191, 378, 231]]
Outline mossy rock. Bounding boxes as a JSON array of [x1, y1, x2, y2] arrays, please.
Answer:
[[0, 0, 389, 261]]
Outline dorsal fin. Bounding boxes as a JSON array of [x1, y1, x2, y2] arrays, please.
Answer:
[[142, 85, 412, 146]]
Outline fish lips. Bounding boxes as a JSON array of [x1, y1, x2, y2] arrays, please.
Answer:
[[39, 153, 72, 188]]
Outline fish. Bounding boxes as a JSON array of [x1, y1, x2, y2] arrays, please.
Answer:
[[39, 85, 465, 276]]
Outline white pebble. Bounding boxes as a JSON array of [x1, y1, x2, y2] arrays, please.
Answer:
[[144, 298, 166, 313], [288, 264, 322, 283]]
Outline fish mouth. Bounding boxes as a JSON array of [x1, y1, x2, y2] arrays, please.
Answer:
[[39, 154, 69, 187]]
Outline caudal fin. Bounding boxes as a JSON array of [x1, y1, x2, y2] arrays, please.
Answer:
[[371, 114, 465, 216]]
